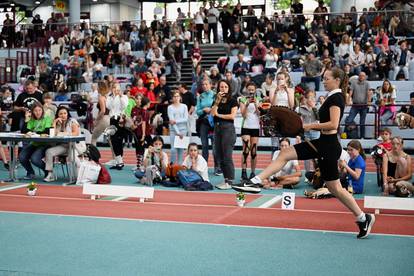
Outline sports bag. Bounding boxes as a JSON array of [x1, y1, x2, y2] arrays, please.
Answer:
[[177, 169, 203, 189], [97, 164, 112, 184]]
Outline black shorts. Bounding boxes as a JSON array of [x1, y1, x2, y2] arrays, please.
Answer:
[[241, 128, 260, 137], [293, 134, 342, 181]]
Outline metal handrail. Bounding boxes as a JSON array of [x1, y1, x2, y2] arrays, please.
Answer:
[[342, 103, 379, 138]]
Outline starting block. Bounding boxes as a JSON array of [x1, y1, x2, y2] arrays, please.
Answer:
[[364, 196, 414, 214], [82, 184, 154, 203]]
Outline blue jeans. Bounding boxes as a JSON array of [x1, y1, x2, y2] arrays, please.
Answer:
[[199, 121, 219, 169], [169, 126, 188, 165], [380, 109, 394, 126], [346, 106, 368, 138], [301, 75, 321, 91], [19, 144, 47, 176], [282, 50, 297, 60]]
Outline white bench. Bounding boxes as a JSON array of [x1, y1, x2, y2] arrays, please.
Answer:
[[82, 184, 154, 203], [364, 196, 414, 214]]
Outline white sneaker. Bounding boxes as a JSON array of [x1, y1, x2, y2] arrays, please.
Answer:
[[105, 159, 116, 166], [215, 182, 232, 190], [43, 173, 56, 182]]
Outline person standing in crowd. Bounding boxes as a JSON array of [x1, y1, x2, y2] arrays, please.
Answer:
[[297, 90, 319, 174], [239, 82, 262, 181], [194, 7, 205, 43], [346, 72, 371, 139], [178, 84, 196, 135], [212, 80, 238, 190], [131, 96, 152, 171], [168, 39, 183, 82], [269, 72, 295, 153], [235, 68, 376, 239], [168, 91, 189, 165], [207, 2, 219, 43], [196, 78, 221, 175], [301, 53, 323, 91], [106, 83, 129, 170], [219, 4, 234, 43], [91, 82, 110, 146]]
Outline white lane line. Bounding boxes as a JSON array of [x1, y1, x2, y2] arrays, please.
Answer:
[[258, 196, 282, 208], [112, 196, 129, 201], [0, 193, 413, 218], [1, 210, 413, 238], [0, 184, 28, 192]]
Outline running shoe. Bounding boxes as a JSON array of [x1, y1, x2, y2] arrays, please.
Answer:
[[356, 214, 376, 239]]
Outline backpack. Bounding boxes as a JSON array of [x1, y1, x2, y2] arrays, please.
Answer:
[[184, 180, 213, 191], [97, 165, 112, 184], [177, 169, 203, 189], [166, 163, 185, 181], [344, 119, 358, 139]]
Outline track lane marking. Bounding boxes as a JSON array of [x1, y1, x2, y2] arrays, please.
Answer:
[[0, 210, 413, 238], [0, 193, 413, 218]]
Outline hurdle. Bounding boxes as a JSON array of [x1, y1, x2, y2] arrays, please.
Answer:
[[364, 196, 414, 214], [83, 184, 154, 203]]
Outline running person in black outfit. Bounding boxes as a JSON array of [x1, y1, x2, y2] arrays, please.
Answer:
[[233, 68, 375, 239]]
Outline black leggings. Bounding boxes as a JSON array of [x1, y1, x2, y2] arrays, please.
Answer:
[[294, 134, 342, 181], [110, 117, 129, 157]]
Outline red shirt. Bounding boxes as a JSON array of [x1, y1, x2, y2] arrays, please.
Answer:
[[145, 89, 157, 109], [378, 141, 392, 152], [131, 106, 151, 136], [130, 86, 148, 97]]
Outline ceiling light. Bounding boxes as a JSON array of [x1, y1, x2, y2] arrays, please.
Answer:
[[92, 0, 98, 2], [35, 1, 41, 4], [10, 2, 15, 7]]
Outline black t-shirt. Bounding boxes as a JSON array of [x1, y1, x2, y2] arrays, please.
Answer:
[[318, 92, 345, 124], [14, 91, 44, 124], [214, 97, 238, 123], [15, 91, 44, 110], [7, 111, 21, 132], [181, 92, 196, 111]]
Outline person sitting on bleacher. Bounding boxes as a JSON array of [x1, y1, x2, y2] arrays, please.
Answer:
[[232, 53, 249, 79], [51, 57, 66, 92], [392, 40, 412, 81], [225, 24, 246, 56], [250, 39, 267, 69], [133, 58, 148, 79], [382, 136, 412, 196], [378, 79, 397, 125]]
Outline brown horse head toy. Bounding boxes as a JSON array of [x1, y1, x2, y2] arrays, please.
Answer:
[[396, 112, 414, 129], [260, 106, 304, 137]]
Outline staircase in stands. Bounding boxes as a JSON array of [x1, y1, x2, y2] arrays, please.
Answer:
[[0, 42, 47, 85], [166, 43, 227, 91]]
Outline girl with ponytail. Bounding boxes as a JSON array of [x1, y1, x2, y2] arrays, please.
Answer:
[[340, 140, 366, 194], [234, 67, 376, 239]]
